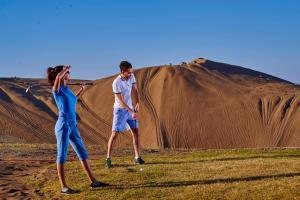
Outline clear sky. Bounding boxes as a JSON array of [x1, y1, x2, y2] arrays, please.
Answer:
[[0, 0, 299, 82]]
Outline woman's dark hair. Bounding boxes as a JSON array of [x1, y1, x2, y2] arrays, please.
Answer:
[[47, 65, 64, 86], [119, 61, 132, 72]]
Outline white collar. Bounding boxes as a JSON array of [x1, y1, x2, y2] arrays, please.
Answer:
[[118, 74, 130, 81]]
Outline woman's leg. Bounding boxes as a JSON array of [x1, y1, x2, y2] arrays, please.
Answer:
[[57, 163, 68, 188], [69, 124, 98, 183], [80, 159, 97, 183], [55, 121, 70, 189]]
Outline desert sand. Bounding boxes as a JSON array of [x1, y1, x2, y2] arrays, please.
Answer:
[[0, 58, 300, 149]]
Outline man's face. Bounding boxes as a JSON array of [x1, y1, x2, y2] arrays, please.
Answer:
[[122, 68, 133, 79]]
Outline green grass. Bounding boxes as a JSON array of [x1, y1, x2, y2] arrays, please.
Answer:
[[24, 148, 300, 200]]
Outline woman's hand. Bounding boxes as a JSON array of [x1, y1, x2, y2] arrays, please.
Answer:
[[76, 83, 86, 97], [80, 83, 86, 91], [132, 111, 137, 120], [134, 103, 140, 113], [57, 65, 71, 79], [53, 65, 71, 93]]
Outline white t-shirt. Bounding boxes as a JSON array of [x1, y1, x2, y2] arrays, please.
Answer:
[[112, 74, 137, 109]]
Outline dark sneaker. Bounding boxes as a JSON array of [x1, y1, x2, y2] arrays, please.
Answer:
[[91, 181, 109, 189], [105, 158, 112, 168], [134, 157, 145, 165], [61, 187, 78, 195]]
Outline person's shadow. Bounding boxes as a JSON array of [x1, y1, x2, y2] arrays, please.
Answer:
[[108, 154, 300, 168], [91, 154, 300, 190], [145, 154, 300, 165], [97, 172, 300, 190]]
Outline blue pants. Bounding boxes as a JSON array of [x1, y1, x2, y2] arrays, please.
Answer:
[[112, 108, 138, 133], [55, 117, 88, 164]]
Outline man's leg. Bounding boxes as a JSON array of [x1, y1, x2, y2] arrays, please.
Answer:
[[107, 108, 127, 161], [131, 127, 145, 164], [107, 131, 119, 159], [131, 128, 140, 158], [105, 131, 119, 168], [127, 114, 144, 163]]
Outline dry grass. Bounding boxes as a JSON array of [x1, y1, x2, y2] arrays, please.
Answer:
[[20, 148, 300, 200]]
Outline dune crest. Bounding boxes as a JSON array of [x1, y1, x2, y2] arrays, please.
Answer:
[[0, 59, 299, 149]]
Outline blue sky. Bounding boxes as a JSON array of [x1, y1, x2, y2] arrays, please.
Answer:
[[0, 0, 299, 82]]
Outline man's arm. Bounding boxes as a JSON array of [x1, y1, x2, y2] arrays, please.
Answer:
[[115, 94, 134, 112], [132, 84, 140, 112]]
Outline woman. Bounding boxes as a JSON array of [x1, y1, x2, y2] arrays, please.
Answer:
[[47, 65, 108, 194]]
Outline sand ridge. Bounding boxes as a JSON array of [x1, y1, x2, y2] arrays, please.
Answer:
[[0, 58, 299, 149]]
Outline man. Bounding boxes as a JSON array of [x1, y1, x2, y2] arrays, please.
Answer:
[[105, 61, 145, 168]]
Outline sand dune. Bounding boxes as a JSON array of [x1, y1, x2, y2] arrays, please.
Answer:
[[0, 58, 299, 149]]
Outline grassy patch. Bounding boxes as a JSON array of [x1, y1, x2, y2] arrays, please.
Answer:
[[23, 148, 300, 200]]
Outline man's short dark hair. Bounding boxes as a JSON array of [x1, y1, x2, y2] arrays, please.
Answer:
[[119, 61, 132, 72]]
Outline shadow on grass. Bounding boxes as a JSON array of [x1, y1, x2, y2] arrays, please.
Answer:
[[145, 154, 300, 165], [2, 154, 298, 168], [103, 154, 300, 169], [100, 172, 300, 190], [110, 164, 133, 168]]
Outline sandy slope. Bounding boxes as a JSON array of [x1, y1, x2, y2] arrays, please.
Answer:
[[0, 58, 299, 149]]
